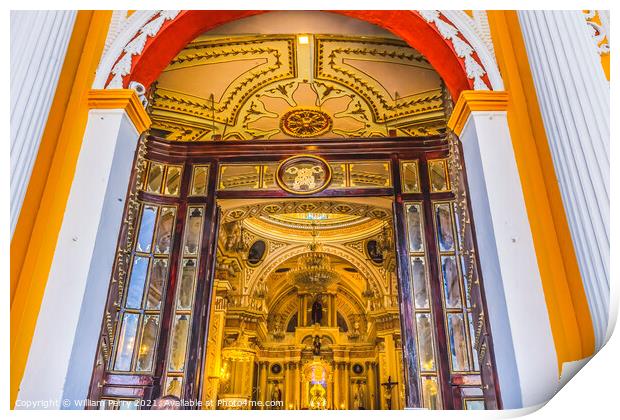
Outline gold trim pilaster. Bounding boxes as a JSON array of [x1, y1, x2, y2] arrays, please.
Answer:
[[87, 89, 151, 133], [447, 90, 509, 136]]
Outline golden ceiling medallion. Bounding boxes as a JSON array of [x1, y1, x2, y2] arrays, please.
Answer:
[[279, 108, 333, 138], [276, 155, 332, 195]]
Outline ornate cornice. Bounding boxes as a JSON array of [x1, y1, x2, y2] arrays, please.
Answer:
[[87, 89, 151, 133], [447, 90, 508, 136]]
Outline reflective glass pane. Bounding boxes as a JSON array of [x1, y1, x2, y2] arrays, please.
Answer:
[[329, 163, 346, 188], [441, 256, 462, 308], [136, 315, 159, 372], [416, 313, 435, 372], [165, 377, 183, 398], [219, 165, 260, 190], [146, 163, 164, 193], [447, 313, 470, 371], [168, 314, 190, 372], [146, 258, 168, 310], [429, 159, 449, 192], [421, 376, 441, 409], [468, 312, 480, 371], [136, 206, 157, 253], [177, 259, 197, 310], [435, 203, 455, 252], [460, 255, 472, 308], [405, 203, 424, 253], [410, 257, 429, 309], [465, 400, 485, 410], [349, 162, 391, 187], [401, 161, 420, 193], [164, 166, 182, 196], [113, 313, 139, 371], [154, 207, 175, 254], [191, 166, 209, 196], [183, 207, 203, 255], [126, 256, 149, 309]]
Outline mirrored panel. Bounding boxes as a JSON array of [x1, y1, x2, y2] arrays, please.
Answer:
[[177, 259, 197, 310], [136, 315, 159, 372], [168, 314, 190, 372], [146, 163, 165, 194], [405, 203, 424, 253], [428, 159, 450, 192], [410, 256, 429, 309], [219, 164, 260, 190], [153, 207, 175, 255], [125, 256, 149, 309], [435, 203, 455, 252], [401, 160, 420, 193], [421, 376, 441, 409], [113, 313, 139, 371], [183, 207, 204, 256], [136, 206, 157, 253], [349, 162, 391, 187], [190, 165, 209, 196], [416, 313, 436, 372], [164, 165, 182, 196], [447, 313, 470, 372], [146, 258, 168, 310], [441, 256, 462, 308]]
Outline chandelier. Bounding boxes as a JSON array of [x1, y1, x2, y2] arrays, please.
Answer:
[[289, 223, 338, 292]]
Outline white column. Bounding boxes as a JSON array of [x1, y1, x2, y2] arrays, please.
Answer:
[[518, 10, 610, 349], [460, 109, 558, 409], [16, 103, 144, 408], [10, 11, 77, 236]]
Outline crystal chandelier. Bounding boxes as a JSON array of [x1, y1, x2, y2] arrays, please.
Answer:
[[289, 223, 338, 292]]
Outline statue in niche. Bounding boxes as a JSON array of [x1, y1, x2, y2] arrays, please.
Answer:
[[271, 381, 282, 408], [353, 381, 366, 409], [223, 221, 241, 252], [312, 335, 321, 356], [311, 296, 323, 325]]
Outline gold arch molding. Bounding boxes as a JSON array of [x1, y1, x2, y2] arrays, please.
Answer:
[[149, 34, 449, 141], [247, 243, 388, 302]]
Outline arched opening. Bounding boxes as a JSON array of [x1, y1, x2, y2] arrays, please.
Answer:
[[88, 11, 501, 410]]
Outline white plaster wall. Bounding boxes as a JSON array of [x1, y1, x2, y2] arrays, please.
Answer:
[[460, 111, 559, 408], [16, 109, 140, 408]]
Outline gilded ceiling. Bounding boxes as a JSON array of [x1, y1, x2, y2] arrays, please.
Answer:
[[149, 34, 449, 141]]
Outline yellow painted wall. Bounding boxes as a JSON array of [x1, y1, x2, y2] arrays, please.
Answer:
[[487, 11, 595, 370], [10, 11, 113, 407]]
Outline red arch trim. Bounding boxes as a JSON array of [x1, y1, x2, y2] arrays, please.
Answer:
[[118, 10, 477, 100]]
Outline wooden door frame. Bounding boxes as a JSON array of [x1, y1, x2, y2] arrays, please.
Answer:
[[89, 134, 501, 410]]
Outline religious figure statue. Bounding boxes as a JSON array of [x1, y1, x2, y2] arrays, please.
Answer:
[[311, 296, 323, 325], [312, 335, 321, 356], [271, 381, 282, 408], [353, 382, 366, 409]]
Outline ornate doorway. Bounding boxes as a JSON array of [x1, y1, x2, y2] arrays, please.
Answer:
[[88, 135, 501, 410]]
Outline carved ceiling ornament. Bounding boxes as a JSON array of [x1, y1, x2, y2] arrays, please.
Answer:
[[147, 33, 454, 140]]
